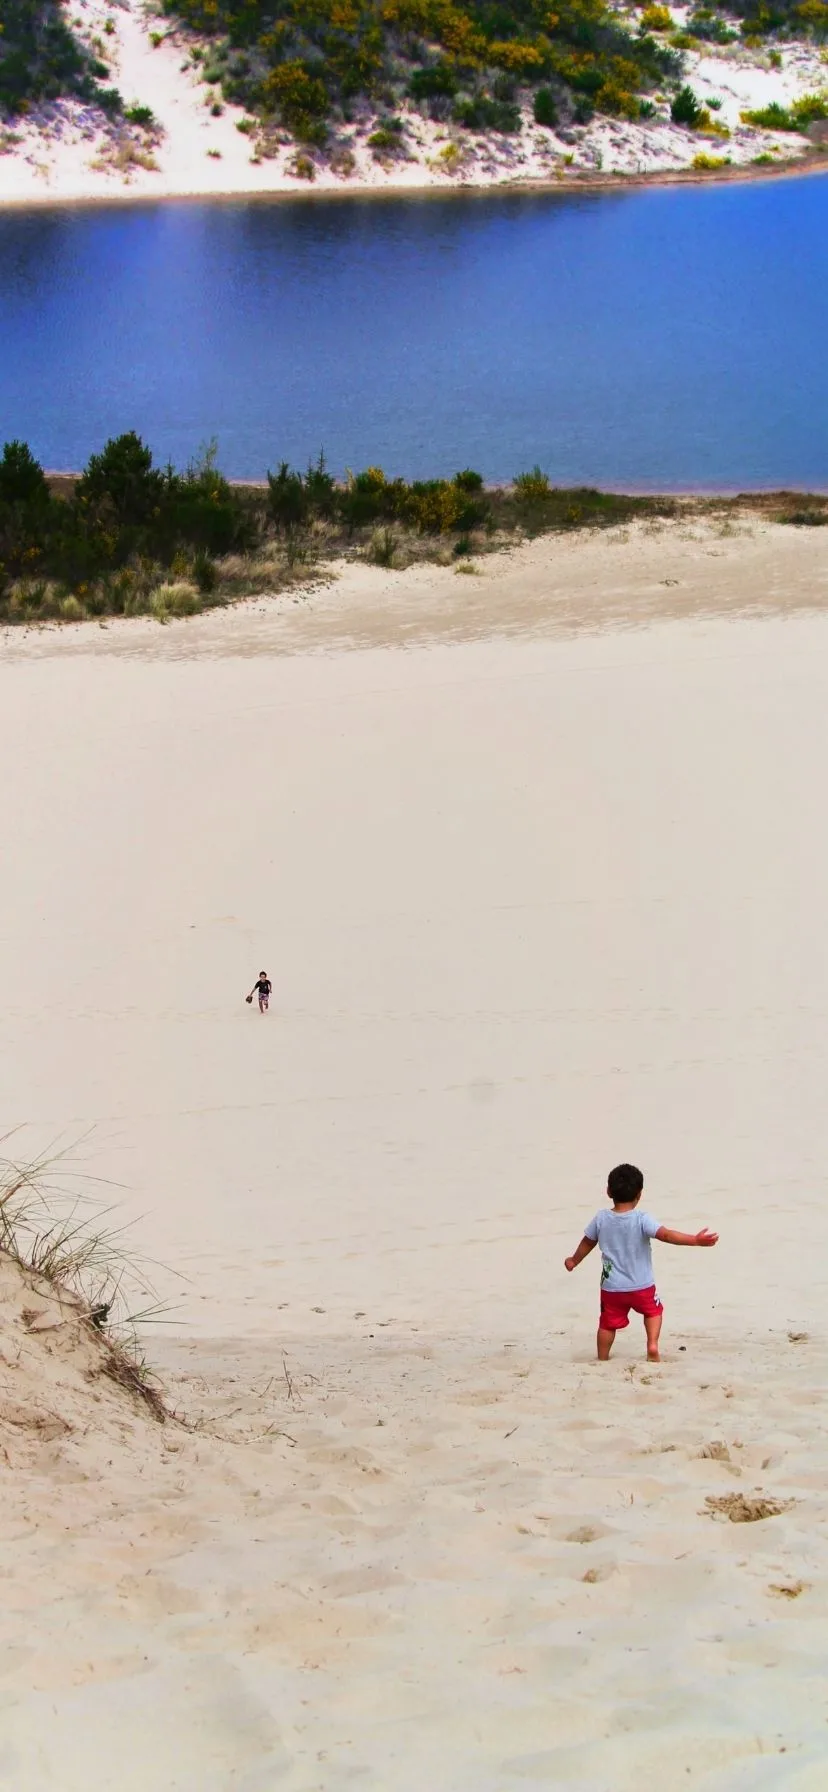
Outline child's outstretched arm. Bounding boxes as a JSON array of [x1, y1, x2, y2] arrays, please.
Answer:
[[655, 1226, 718, 1247], [565, 1236, 597, 1272]]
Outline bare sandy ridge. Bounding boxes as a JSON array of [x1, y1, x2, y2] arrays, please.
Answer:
[[2, 520, 828, 1788]]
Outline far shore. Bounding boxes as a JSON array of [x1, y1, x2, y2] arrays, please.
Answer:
[[3, 0, 828, 213]]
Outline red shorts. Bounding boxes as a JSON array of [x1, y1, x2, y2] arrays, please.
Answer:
[[600, 1285, 663, 1330]]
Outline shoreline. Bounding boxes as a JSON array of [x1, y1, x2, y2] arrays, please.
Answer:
[[1, 144, 826, 214]]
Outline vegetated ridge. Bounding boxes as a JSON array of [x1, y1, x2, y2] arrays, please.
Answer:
[[157, 0, 828, 158], [1, 431, 826, 626], [1, 0, 827, 189]]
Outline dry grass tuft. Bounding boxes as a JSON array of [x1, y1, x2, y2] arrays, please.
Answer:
[[705, 1492, 792, 1523]]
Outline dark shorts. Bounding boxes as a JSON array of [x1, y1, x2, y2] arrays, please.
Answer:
[[600, 1284, 663, 1330]]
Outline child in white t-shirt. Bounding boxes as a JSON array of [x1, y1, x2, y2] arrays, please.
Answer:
[[565, 1163, 718, 1361]]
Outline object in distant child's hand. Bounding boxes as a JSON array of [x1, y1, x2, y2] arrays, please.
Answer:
[[245, 994, 253, 1004]]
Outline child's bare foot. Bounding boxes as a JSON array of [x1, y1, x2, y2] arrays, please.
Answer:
[[647, 1348, 661, 1362]]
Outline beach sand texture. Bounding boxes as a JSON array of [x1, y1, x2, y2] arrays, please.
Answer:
[[2, 522, 828, 1788]]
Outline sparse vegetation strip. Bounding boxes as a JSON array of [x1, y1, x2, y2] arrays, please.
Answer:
[[2, 432, 826, 624]]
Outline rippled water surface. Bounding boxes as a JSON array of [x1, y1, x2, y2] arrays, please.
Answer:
[[1, 174, 826, 486]]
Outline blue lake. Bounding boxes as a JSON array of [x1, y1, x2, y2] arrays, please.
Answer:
[[0, 173, 826, 488]]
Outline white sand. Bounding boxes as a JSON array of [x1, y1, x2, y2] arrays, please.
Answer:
[[0, 0, 825, 204], [2, 519, 828, 1786]]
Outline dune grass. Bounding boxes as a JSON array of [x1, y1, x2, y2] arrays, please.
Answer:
[[0, 1136, 169, 1421]]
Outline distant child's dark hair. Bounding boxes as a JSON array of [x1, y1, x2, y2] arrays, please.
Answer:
[[607, 1163, 644, 1204]]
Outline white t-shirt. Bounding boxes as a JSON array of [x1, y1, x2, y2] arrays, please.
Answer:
[[584, 1208, 661, 1292]]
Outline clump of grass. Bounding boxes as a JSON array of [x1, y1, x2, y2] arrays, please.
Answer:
[[150, 579, 200, 618], [124, 103, 157, 130], [0, 1139, 169, 1422], [367, 526, 398, 567]]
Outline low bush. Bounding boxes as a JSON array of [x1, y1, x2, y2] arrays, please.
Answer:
[[454, 95, 521, 132], [742, 90, 828, 129], [409, 62, 458, 101], [742, 99, 795, 127], [368, 119, 405, 152]]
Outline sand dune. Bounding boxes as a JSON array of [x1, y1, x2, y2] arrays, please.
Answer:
[[2, 520, 828, 1787]]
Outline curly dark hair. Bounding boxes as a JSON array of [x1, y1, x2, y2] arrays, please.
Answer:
[[607, 1163, 644, 1204]]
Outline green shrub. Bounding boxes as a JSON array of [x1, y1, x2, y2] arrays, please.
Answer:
[[409, 62, 458, 101], [368, 119, 405, 152], [454, 96, 521, 132], [454, 469, 484, 492], [741, 100, 795, 127], [96, 85, 123, 115], [514, 466, 551, 502], [686, 9, 738, 41], [305, 450, 337, 517], [192, 550, 217, 595], [0, 439, 50, 507], [267, 462, 308, 533], [124, 103, 156, 128], [671, 84, 703, 126], [741, 93, 827, 130], [533, 87, 558, 127], [77, 432, 165, 526], [792, 90, 828, 122]]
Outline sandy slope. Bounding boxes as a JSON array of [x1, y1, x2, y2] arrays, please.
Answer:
[[0, 0, 825, 203], [2, 520, 828, 1788]]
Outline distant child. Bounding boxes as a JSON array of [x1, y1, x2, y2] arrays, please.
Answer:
[[565, 1163, 718, 1362], [246, 971, 272, 1014]]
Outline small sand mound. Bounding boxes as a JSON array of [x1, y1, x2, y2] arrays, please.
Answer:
[[0, 1250, 165, 1467]]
